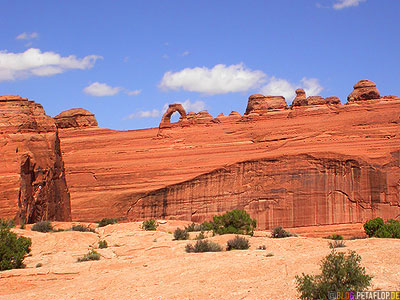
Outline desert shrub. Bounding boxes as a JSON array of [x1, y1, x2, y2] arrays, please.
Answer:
[[142, 219, 158, 231], [0, 218, 15, 229], [226, 235, 250, 250], [31, 221, 53, 233], [97, 218, 118, 227], [0, 224, 32, 270], [36, 263, 42, 268], [325, 234, 343, 240], [185, 223, 202, 232], [363, 218, 400, 239], [210, 209, 257, 236], [328, 240, 346, 249], [271, 226, 294, 238], [258, 245, 267, 250], [199, 221, 215, 232], [296, 250, 372, 300], [196, 232, 206, 240], [185, 240, 222, 253], [71, 225, 95, 233], [374, 219, 400, 238], [98, 240, 108, 249], [77, 250, 100, 262], [363, 217, 384, 237], [174, 228, 189, 240]]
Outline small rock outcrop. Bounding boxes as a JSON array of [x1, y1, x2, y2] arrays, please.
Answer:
[[245, 94, 288, 115], [347, 79, 381, 102], [54, 108, 98, 129], [292, 89, 308, 107], [0, 95, 71, 223]]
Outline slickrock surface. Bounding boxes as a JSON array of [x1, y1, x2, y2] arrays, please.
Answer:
[[0, 221, 398, 300], [54, 108, 98, 129], [56, 81, 400, 228], [0, 95, 71, 223]]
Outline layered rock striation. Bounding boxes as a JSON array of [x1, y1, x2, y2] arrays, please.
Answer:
[[0, 95, 71, 223]]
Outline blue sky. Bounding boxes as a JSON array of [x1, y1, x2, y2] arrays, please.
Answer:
[[1, 0, 399, 130]]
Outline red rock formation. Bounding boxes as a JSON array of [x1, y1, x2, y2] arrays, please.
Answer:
[[292, 89, 307, 106], [54, 108, 98, 129], [159, 104, 187, 128], [347, 79, 381, 102], [54, 80, 400, 228], [245, 94, 288, 115], [292, 89, 341, 107], [0, 95, 71, 223]]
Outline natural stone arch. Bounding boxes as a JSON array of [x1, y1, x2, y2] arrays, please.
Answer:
[[159, 104, 187, 128]]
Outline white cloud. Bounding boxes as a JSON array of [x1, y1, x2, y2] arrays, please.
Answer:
[[16, 32, 39, 40], [0, 48, 102, 82], [333, 0, 366, 10], [126, 89, 141, 96], [83, 82, 121, 97], [125, 99, 205, 120], [181, 51, 190, 57], [260, 77, 323, 101], [159, 63, 266, 95], [260, 77, 297, 100]]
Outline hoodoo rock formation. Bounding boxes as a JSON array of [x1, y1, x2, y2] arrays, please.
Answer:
[[54, 108, 98, 129], [0, 95, 71, 223], [347, 79, 381, 102], [2, 80, 400, 229]]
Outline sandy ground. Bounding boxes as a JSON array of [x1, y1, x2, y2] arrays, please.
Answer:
[[1, 221, 399, 300]]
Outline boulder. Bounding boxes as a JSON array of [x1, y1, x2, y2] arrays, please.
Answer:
[[54, 108, 98, 129], [347, 79, 381, 102], [245, 94, 288, 115]]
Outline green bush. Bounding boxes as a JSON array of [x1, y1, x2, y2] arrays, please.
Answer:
[[71, 225, 95, 233], [363, 217, 384, 237], [142, 219, 158, 231], [185, 240, 222, 253], [271, 226, 294, 238], [328, 240, 346, 249], [97, 218, 118, 227], [98, 240, 108, 249], [199, 221, 215, 232], [196, 232, 206, 240], [226, 235, 250, 250], [174, 228, 189, 240], [374, 219, 400, 238], [325, 234, 343, 240], [185, 223, 202, 232], [207, 209, 257, 236], [31, 221, 53, 233], [296, 250, 372, 300], [363, 218, 400, 239], [1, 218, 15, 229], [77, 250, 100, 262], [0, 224, 32, 270]]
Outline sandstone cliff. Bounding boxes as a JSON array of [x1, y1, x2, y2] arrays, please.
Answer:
[[55, 80, 400, 228], [54, 108, 98, 129], [0, 95, 71, 223]]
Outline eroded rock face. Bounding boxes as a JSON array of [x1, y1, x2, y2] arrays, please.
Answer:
[[245, 94, 288, 115], [0, 95, 71, 223], [125, 154, 400, 228], [292, 89, 307, 107], [54, 108, 98, 129], [347, 79, 381, 102]]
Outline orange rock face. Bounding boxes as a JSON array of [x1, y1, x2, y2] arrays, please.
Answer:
[[55, 81, 400, 229], [54, 108, 98, 129], [347, 79, 381, 102], [0, 95, 71, 223]]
